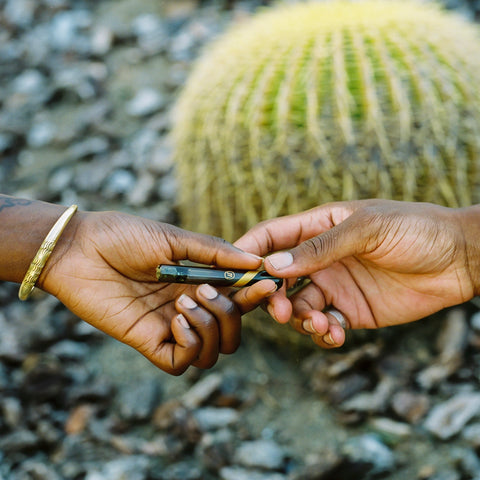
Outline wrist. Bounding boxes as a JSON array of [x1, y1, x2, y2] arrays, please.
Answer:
[[456, 204, 480, 297], [36, 209, 86, 295]]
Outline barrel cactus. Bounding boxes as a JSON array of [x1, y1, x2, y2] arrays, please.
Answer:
[[173, 0, 480, 241]]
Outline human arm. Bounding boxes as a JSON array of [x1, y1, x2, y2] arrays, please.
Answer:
[[235, 199, 480, 348], [0, 195, 276, 374]]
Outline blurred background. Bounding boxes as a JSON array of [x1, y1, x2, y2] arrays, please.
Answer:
[[2, 1, 480, 479]]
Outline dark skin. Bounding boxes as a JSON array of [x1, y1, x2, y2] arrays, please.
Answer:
[[1, 195, 276, 375], [236, 199, 480, 348]]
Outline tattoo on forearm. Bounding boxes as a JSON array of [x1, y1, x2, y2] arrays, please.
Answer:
[[0, 196, 33, 213]]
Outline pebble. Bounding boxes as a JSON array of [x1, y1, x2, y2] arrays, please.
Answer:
[[220, 467, 287, 480], [84, 456, 151, 480], [182, 373, 223, 409], [424, 392, 480, 439], [126, 88, 167, 117], [193, 407, 239, 431], [117, 379, 162, 421], [234, 439, 286, 470], [343, 434, 395, 475], [391, 390, 430, 424]]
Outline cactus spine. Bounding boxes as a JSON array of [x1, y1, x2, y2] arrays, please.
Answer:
[[173, 1, 480, 241]]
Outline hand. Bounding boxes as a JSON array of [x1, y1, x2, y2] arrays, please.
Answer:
[[235, 199, 477, 348], [38, 210, 275, 375]]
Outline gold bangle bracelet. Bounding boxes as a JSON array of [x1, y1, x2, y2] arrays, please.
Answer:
[[18, 204, 78, 301]]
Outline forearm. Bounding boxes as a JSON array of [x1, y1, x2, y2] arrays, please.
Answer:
[[456, 204, 480, 297], [0, 195, 73, 284]]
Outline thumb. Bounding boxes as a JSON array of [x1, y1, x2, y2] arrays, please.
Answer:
[[264, 214, 370, 277], [168, 226, 263, 270]]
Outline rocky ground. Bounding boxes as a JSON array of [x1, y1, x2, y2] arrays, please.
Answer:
[[2, 0, 480, 479]]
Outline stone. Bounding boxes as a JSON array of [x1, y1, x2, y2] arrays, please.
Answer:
[[193, 407, 239, 431], [182, 373, 223, 409], [462, 422, 480, 447], [68, 137, 110, 160], [424, 392, 480, 439], [0, 429, 41, 452], [197, 429, 234, 471], [117, 379, 162, 422], [126, 88, 167, 117], [391, 391, 430, 424], [220, 467, 286, 480], [90, 25, 114, 56], [234, 440, 286, 470], [161, 461, 203, 480], [417, 309, 468, 390], [103, 169, 137, 197], [48, 340, 90, 362], [27, 121, 55, 148], [84, 456, 151, 480], [1, 396, 22, 428], [343, 434, 395, 476]]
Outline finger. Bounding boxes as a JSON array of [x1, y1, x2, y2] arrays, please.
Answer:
[[196, 284, 241, 355], [306, 310, 347, 349], [234, 211, 317, 256], [263, 211, 373, 277], [264, 289, 293, 324], [176, 294, 220, 369], [129, 312, 201, 376], [167, 226, 263, 270], [231, 279, 279, 314]]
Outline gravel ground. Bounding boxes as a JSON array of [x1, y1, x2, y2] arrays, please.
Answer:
[[2, 1, 480, 479]]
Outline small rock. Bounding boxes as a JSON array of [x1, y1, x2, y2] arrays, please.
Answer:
[[343, 434, 395, 476], [84, 456, 151, 480], [193, 407, 239, 431], [65, 404, 96, 435], [234, 440, 286, 470], [369, 417, 412, 442], [127, 173, 156, 207], [220, 467, 286, 480], [4, 0, 36, 28], [391, 391, 430, 424], [49, 10, 92, 51], [182, 373, 223, 409], [11, 69, 46, 95], [27, 122, 55, 148], [158, 175, 177, 201], [0, 429, 41, 452], [126, 88, 167, 117], [197, 429, 234, 471], [117, 380, 162, 422], [1, 396, 23, 428], [417, 309, 468, 390], [103, 169, 137, 197], [13, 459, 62, 480], [68, 377, 114, 405], [68, 137, 110, 160], [462, 422, 480, 447], [161, 461, 203, 480], [90, 25, 113, 56], [48, 340, 90, 362], [424, 392, 480, 439]]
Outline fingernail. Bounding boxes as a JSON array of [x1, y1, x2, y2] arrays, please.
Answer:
[[176, 314, 190, 329], [266, 304, 277, 322], [322, 332, 336, 345], [303, 318, 317, 334], [179, 294, 197, 309], [267, 252, 293, 271], [199, 284, 218, 300]]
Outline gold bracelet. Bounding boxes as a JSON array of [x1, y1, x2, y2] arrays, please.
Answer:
[[18, 204, 78, 301]]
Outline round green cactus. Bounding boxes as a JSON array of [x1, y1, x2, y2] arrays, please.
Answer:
[[173, 0, 480, 241]]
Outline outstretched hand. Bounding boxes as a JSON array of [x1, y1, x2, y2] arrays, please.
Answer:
[[38, 210, 276, 375], [235, 199, 477, 348]]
